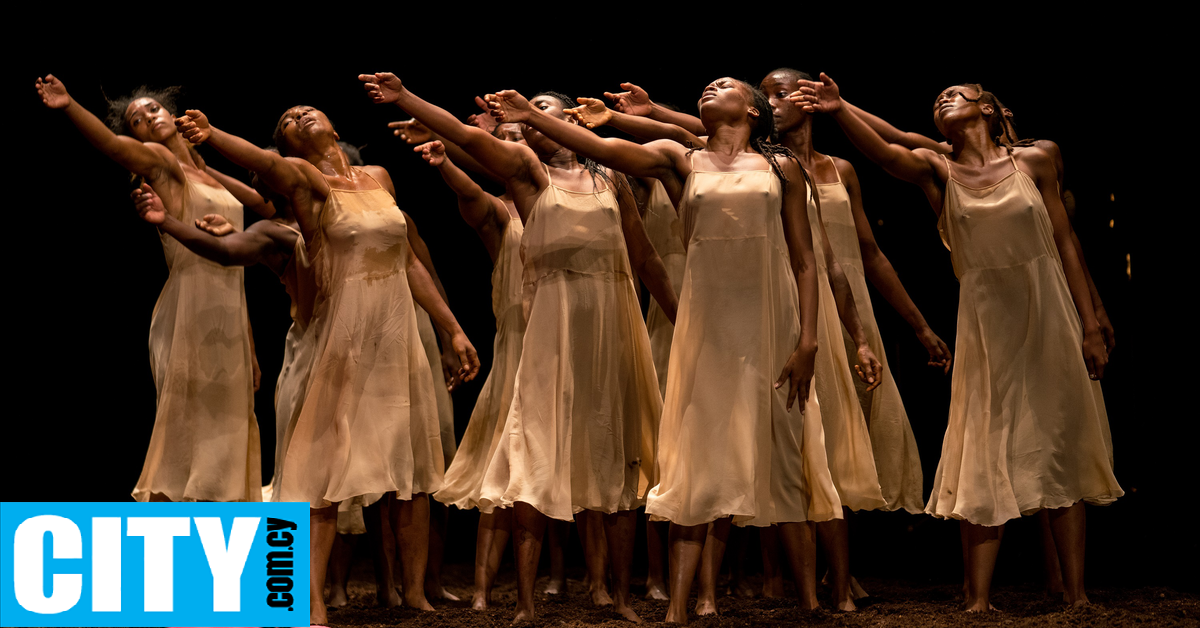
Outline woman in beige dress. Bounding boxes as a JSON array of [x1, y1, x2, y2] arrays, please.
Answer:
[[795, 73, 1121, 611], [36, 75, 269, 503]]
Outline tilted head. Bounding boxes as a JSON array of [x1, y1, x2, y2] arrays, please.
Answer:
[[107, 85, 183, 143], [933, 84, 1013, 147], [760, 68, 813, 135], [272, 106, 339, 158], [493, 122, 527, 145]]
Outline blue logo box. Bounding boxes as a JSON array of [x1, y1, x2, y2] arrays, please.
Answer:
[[1, 502, 309, 627]]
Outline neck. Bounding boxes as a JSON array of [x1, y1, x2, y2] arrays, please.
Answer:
[[705, 121, 753, 156], [948, 120, 1001, 165], [779, 118, 820, 167], [308, 142, 352, 178], [542, 147, 582, 171], [163, 133, 196, 167]]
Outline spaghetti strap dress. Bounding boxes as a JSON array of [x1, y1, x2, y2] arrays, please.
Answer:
[[642, 180, 687, 397], [807, 188, 887, 511], [278, 170, 443, 507], [435, 218, 526, 510], [816, 156, 925, 513], [133, 177, 260, 502], [264, 223, 317, 502], [925, 155, 1122, 526], [479, 166, 661, 521], [646, 152, 841, 527]]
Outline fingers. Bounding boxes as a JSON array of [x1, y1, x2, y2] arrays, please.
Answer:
[[603, 91, 618, 103], [356, 73, 377, 83], [786, 373, 799, 412], [797, 380, 810, 414], [474, 95, 490, 112]]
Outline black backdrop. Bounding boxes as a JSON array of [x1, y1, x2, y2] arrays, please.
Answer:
[[9, 23, 1184, 589]]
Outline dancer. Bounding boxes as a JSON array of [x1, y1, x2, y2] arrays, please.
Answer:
[[173, 106, 480, 624], [413, 138, 526, 610], [795, 74, 1122, 610], [36, 75, 262, 503], [485, 78, 849, 623], [359, 72, 676, 624]]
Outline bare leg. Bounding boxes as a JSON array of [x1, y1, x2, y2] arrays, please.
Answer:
[[725, 526, 754, 598], [666, 522, 707, 625], [962, 521, 1004, 612], [603, 509, 641, 622], [544, 518, 568, 595], [695, 518, 732, 616], [816, 508, 856, 611], [1037, 509, 1066, 596], [424, 500, 458, 601], [959, 521, 970, 601], [1047, 503, 1088, 606], [310, 503, 338, 626], [777, 521, 819, 611], [760, 526, 784, 598], [326, 532, 357, 607], [473, 509, 511, 609], [513, 502, 548, 623], [645, 517, 670, 600], [393, 493, 434, 611], [578, 510, 613, 605], [365, 497, 402, 607]]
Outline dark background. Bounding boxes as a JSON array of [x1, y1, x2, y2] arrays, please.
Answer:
[[9, 23, 1182, 591]]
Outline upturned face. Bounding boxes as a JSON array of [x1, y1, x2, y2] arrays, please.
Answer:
[[698, 77, 757, 125], [276, 106, 338, 154], [760, 73, 804, 134], [124, 98, 176, 143], [932, 85, 990, 136]]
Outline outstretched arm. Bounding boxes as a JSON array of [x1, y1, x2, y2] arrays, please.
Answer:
[[415, 141, 509, 262], [842, 99, 951, 153], [37, 74, 175, 181], [361, 73, 537, 186], [207, 167, 276, 219], [775, 159, 820, 412], [390, 116, 503, 184], [841, 161, 952, 372], [132, 183, 280, 267], [605, 82, 707, 137], [614, 173, 677, 324], [567, 97, 706, 148]]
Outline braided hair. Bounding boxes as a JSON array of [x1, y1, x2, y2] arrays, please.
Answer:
[[533, 91, 614, 192], [738, 80, 805, 196]]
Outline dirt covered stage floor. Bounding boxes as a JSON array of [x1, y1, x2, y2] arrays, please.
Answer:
[[322, 564, 1198, 628]]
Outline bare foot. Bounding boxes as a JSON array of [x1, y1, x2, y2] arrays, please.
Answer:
[[310, 608, 327, 627], [615, 603, 642, 623], [326, 585, 348, 608], [472, 590, 490, 610], [376, 585, 402, 607], [591, 586, 614, 606], [544, 577, 565, 595], [1066, 594, 1091, 607], [849, 575, 869, 600], [834, 597, 857, 612], [730, 579, 755, 598], [963, 599, 999, 612], [427, 585, 460, 601], [694, 597, 718, 616], [512, 607, 535, 624], [644, 583, 669, 600], [403, 591, 435, 612], [663, 606, 689, 625], [762, 579, 784, 598]]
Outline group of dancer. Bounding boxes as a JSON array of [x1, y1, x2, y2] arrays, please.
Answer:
[[35, 63, 1121, 625]]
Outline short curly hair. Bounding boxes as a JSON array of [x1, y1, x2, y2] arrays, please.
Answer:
[[105, 85, 183, 135]]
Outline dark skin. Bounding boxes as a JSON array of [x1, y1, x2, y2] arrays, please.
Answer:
[[487, 78, 827, 623], [814, 86, 1114, 354], [795, 73, 1103, 611], [173, 106, 479, 624], [360, 71, 677, 625]]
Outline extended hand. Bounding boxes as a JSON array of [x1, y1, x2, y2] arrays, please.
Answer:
[[175, 109, 211, 144], [35, 74, 70, 109], [359, 72, 403, 104], [441, 348, 463, 393], [414, 140, 446, 167], [775, 344, 817, 412], [132, 183, 166, 225], [196, 213, 234, 236], [467, 96, 499, 133], [565, 97, 613, 130], [789, 72, 842, 114], [485, 90, 532, 123], [1083, 329, 1107, 380], [452, 332, 481, 383], [387, 118, 432, 145], [603, 82, 652, 116], [854, 345, 882, 392], [917, 327, 953, 374]]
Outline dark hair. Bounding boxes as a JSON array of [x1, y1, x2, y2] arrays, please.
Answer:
[[105, 85, 182, 135], [767, 67, 814, 84], [739, 80, 805, 196], [957, 85, 1034, 153], [337, 141, 364, 167], [533, 90, 613, 192], [272, 106, 336, 158]]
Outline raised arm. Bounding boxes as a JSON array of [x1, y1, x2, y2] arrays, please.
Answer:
[[206, 167, 277, 219], [487, 90, 685, 192], [1025, 149, 1106, 379], [415, 141, 510, 262], [840, 160, 952, 372], [604, 82, 707, 137], [794, 74, 944, 211], [36, 75, 175, 181], [842, 99, 951, 153], [567, 97, 706, 148], [132, 183, 284, 268], [774, 158, 820, 412], [360, 73, 537, 186], [613, 173, 677, 324], [390, 116, 503, 184]]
